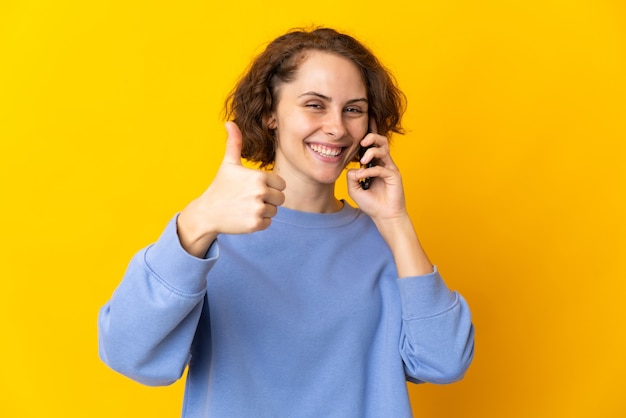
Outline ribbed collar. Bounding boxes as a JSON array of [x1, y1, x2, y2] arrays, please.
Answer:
[[273, 200, 361, 229]]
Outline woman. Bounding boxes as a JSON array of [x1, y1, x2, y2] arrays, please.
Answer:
[[98, 27, 474, 418]]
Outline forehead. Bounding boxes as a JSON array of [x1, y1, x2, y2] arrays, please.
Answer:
[[285, 51, 367, 96]]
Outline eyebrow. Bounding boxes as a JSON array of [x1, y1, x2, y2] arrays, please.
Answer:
[[299, 91, 368, 104]]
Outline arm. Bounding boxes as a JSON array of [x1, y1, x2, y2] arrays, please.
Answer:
[[398, 268, 475, 383], [97, 216, 214, 386], [99, 122, 285, 385], [347, 120, 474, 382], [176, 121, 285, 257], [371, 214, 433, 278], [347, 120, 432, 278]]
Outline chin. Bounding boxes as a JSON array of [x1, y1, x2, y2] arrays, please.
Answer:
[[315, 171, 343, 185]]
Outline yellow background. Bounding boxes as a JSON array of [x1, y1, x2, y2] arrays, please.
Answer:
[[1, 0, 625, 417]]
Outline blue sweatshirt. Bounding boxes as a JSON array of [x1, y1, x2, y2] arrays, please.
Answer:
[[98, 203, 474, 417]]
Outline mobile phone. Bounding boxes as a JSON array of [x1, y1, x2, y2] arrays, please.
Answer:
[[358, 145, 375, 190]]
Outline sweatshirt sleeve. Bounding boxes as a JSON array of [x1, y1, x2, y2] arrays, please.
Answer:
[[97, 215, 218, 386], [398, 266, 475, 384]]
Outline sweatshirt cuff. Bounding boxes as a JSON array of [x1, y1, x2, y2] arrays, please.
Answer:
[[398, 266, 458, 319], [143, 215, 218, 296]]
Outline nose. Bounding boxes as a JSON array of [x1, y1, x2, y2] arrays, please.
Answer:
[[322, 111, 347, 139]]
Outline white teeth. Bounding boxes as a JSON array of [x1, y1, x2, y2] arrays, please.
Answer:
[[310, 143, 342, 158]]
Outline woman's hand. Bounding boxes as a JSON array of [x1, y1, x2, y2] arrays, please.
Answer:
[[177, 122, 286, 257], [347, 119, 433, 277], [347, 119, 408, 223]]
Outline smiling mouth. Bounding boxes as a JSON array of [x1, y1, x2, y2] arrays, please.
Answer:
[[309, 143, 345, 158]]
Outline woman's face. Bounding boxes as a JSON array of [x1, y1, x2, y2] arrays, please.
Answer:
[[270, 51, 369, 187]]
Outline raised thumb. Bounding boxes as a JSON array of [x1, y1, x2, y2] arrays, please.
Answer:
[[223, 121, 243, 165]]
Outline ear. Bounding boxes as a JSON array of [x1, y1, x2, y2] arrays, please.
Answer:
[[267, 114, 277, 130]]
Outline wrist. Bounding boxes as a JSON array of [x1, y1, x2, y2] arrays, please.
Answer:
[[374, 215, 434, 278], [176, 207, 218, 258], [372, 212, 412, 243]]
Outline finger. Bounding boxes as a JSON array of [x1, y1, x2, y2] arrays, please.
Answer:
[[266, 172, 287, 191], [346, 168, 369, 193], [223, 121, 243, 166], [261, 202, 279, 219], [263, 187, 286, 207], [359, 140, 387, 165], [346, 168, 361, 187], [359, 145, 376, 164], [360, 118, 381, 149], [366, 147, 397, 172]]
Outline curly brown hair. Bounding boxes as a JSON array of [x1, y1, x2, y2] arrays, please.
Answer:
[[224, 27, 406, 168]]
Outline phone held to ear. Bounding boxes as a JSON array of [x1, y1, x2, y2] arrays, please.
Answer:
[[359, 145, 375, 190]]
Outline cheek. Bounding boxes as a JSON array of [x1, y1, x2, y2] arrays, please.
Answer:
[[348, 119, 369, 140], [275, 113, 319, 151], [346, 122, 368, 162], [280, 110, 318, 133]]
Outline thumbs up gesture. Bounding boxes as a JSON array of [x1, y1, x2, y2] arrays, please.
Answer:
[[177, 122, 286, 257]]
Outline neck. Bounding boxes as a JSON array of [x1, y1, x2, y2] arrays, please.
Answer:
[[280, 181, 343, 213], [271, 156, 345, 213]]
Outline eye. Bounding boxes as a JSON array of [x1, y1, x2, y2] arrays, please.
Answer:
[[306, 102, 324, 110], [345, 106, 366, 116]]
